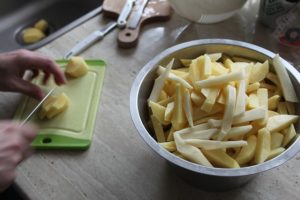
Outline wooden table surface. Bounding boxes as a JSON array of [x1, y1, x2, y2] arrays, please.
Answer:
[[1, 0, 299, 199]]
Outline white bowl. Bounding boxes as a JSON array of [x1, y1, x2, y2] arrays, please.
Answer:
[[169, 0, 248, 24]]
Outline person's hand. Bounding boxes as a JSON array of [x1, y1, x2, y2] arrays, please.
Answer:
[[0, 49, 66, 100], [0, 121, 38, 192]]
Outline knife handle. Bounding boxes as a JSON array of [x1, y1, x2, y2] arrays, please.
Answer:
[[117, 0, 172, 48]]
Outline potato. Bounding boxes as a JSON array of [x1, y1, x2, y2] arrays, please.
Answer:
[[150, 115, 165, 143], [236, 135, 257, 165], [268, 147, 285, 160], [39, 93, 69, 120], [147, 53, 299, 169], [34, 19, 48, 32], [65, 57, 89, 78], [266, 114, 299, 133], [249, 61, 269, 84], [271, 132, 284, 149], [254, 128, 271, 164], [22, 28, 45, 44], [149, 101, 166, 124], [171, 84, 187, 130], [202, 149, 240, 168], [282, 124, 297, 147]]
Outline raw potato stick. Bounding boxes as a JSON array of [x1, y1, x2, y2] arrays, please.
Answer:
[[273, 54, 299, 102]]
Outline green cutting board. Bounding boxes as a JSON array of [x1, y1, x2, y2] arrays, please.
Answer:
[[13, 60, 106, 150]]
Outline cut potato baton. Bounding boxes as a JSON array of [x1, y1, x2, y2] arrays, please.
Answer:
[[208, 108, 266, 127], [267, 147, 285, 160], [254, 128, 271, 164], [164, 102, 175, 122], [202, 149, 240, 168], [271, 132, 284, 149], [218, 85, 236, 140], [180, 128, 218, 140], [171, 84, 187, 130], [273, 55, 299, 102], [266, 115, 299, 133], [149, 101, 167, 125], [268, 95, 281, 110], [148, 59, 174, 102], [282, 124, 297, 147], [174, 132, 212, 167], [157, 66, 193, 89], [183, 89, 193, 127], [249, 60, 269, 84], [235, 77, 246, 116], [236, 135, 257, 165], [150, 115, 165, 143], [195, 70, 245, 88], [160, 141, 176, 152], [186, 139, 247, 150]]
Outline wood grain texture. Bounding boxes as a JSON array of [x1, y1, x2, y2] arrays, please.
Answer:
[[0, 0, 298, 199]]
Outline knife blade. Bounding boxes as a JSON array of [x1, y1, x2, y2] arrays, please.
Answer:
[[19, 87, 56, 126], [127, 0, 149, 29], [117, 0, 135, 28]]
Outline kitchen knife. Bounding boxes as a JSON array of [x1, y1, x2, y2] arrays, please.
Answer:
[[127, 0, 149, 29], [19, 87, 56, 126], [64, 0, 135, 59]]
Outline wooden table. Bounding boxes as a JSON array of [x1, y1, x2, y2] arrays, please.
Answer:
[[1, 0, 300, 199]]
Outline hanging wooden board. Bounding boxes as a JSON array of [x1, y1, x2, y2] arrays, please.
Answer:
[[103, 0, 172, 48]]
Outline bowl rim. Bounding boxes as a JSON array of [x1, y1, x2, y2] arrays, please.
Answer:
[[130, 39, 300, 177]]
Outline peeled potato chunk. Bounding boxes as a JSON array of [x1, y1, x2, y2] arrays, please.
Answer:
[[34, 19, 49, 32], [65, 57, 89, 78], [39, 93, 69, 120], [22, 28, 45, 44]]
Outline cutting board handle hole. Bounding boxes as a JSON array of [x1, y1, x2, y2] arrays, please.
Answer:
[[42, 138, 52, 144], [125, 32, 131, 37]]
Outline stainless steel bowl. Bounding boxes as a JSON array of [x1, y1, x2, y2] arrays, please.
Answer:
[[130, 39, 300, 191]]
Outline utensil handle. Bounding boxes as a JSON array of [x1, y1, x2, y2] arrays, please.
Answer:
[[64, 32, 103, 59]]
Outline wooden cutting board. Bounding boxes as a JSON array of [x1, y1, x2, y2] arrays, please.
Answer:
[[103, 0, 172, 48]]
